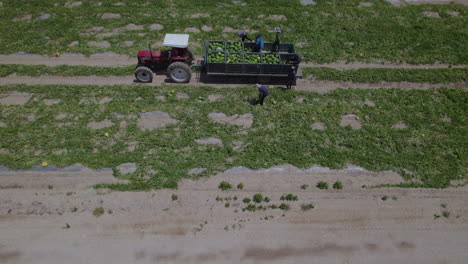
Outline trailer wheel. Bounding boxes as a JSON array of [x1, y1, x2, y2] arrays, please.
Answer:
[[134, 66, 153, 83], [167, 62, 192, 83]]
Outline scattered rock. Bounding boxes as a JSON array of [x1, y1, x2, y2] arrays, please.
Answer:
[[27, 114, 35, 122], [137, 111, 178, 130], [53, 149, 67, 155], [208, 94, 224, 102], [86, 26, 105, 33], [209, 112, 254, 128], [195, 137, 223, 147], [300, 0, 316, 5], [98, 97, 112, 104], [88, 41, 111, 48], [38, 13, 51, 20], [441, 117, 451, 122], [267, 15, 287, 20], [311, 122, 326, 130], [0, 121, 7, 127], [222, 27, 235, 32], [188, 167, 206, 175], [364, 99, 375, 106], [190, 13, 210, 18], [43, 99, 62, 105], [155, 96, 166, 101], [0, 91, 32, 105], [65, 1, 82, 7], [96, 32, 117, 38], [232, 140, 247, 151], [116, 163, 137, 174], [359, 2, 373, 7], [55, 113, 69, 120], [392, 121, 407, 129], [121, 41, 134, 46], [124, 24, 144, 31], [149, 24, 164, 31], [422, 11, 440, 18], [13, 14, 32, 21], [87, 120, 113, 129], [176, 93, 189, 99], [101, 13, 121, 19], [202, 25, 213, 31], [340, 114, 362, 130], [184, 27, 200, 33], [126, 142, 138, 152], [296, 96, 305, 103], [113, 2, 125, 6], [447, 11, 460, 16], [68, 41, 79, 47]]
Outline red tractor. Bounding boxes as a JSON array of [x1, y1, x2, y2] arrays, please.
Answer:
[[135, 34, 194, 83]]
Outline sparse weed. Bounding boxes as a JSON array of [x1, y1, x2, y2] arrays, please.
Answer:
[[300, 184, 309, 190], [93, 207, 104, 217], [280, 194, 298, 201], [382, 196, 388, 201], [219, 181, 232, 191], [316, 182, 329, 190], [171, 194, 178, 201], [253, 194, 263, 203], [279, 203, 290, 211], [243, 197, 251, 204], [442, 211, 450, 218], [333, 181, 343, 190], [264, 197, 271, 203], [237, 183, 244, 190], [301, 204, 315, 211]]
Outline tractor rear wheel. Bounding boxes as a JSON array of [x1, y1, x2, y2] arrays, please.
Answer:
[[167, 62, 192, 83], [134, 66, 153, 83], [187, 48, 194, 64]]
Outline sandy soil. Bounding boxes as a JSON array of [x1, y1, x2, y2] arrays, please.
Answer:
[[1, 164, 467, 264]]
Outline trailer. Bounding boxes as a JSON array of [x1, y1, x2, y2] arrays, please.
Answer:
[[203, 40, 300, 78], [135, 34, 301, 83]]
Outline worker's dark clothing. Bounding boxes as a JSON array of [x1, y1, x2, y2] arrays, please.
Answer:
[[258, 85, 269, 105], [237, 30, 252, 42], [286, 68, 296, 89], [291, 53, 302, 72], [271, 33, 281, 52]]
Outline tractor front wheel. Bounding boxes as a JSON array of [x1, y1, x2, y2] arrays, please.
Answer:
[[167, 62, 192, 83], [135, 66, 153, 83]]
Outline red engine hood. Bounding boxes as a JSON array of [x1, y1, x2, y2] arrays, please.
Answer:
[[137, 50, 163, 58]]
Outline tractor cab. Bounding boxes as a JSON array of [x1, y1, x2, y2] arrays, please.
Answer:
[[135, 34, 194, 83]]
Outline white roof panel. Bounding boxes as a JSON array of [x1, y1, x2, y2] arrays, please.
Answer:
[[163, 34, 190, 48]]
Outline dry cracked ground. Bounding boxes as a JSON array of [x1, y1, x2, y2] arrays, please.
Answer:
[[1, 53, 468, 264]]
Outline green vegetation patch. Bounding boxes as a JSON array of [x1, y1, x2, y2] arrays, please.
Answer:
[[0, 84, 466, 191], [0, 64, 134, 77], [0, 0, 467, 64], [302, 67, 468, 84]]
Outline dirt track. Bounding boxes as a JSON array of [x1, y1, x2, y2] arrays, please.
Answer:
[[1, 53, 466, 69], [1, 165, 467, 264], [1, 75, 466, 93]]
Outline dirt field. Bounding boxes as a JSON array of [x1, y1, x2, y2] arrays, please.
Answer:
[[1, 53, 467, 264], [1, 165, 468, 264]]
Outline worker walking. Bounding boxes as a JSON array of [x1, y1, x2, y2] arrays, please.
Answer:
[[286, 66, 296, 89], [254, 34, 264, 52], [271, 27, 281, 53], [256, 84, 269, 105], [236, 30, 252, 42]]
